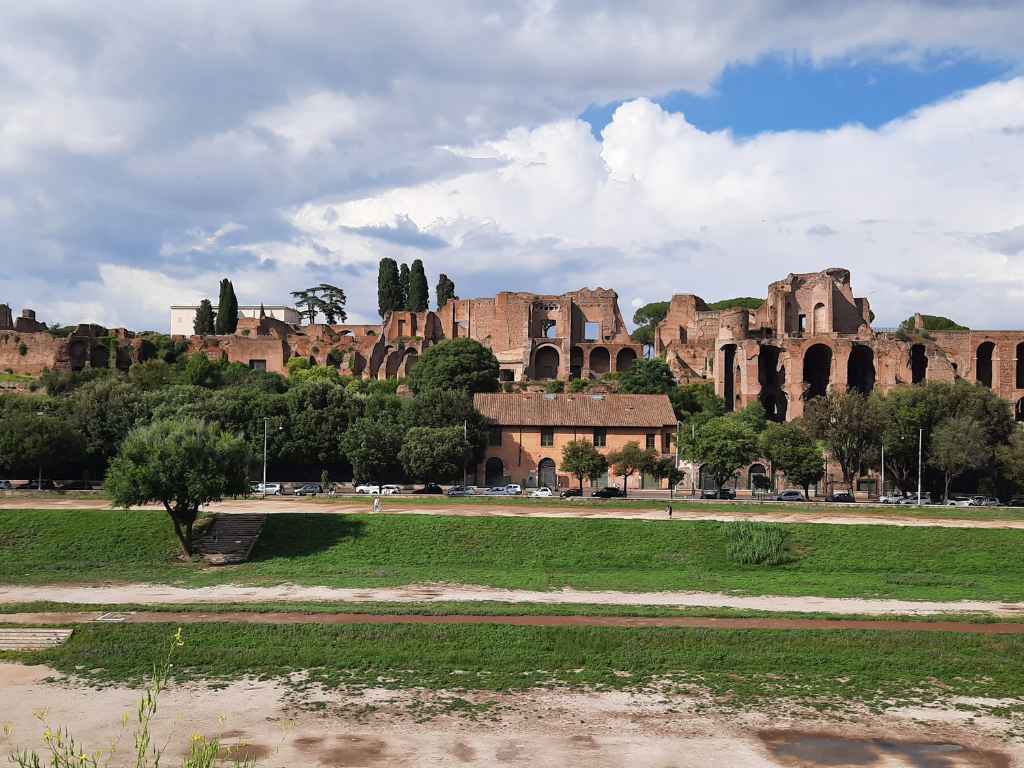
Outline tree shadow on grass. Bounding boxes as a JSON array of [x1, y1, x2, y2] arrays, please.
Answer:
[[248, 514, 366, 561]]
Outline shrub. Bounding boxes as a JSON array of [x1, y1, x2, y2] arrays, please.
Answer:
[[545, 379, 564, 394], [18, 342, 27, 356], [567, 378, 590, 393], [724, 521, 791, 566]]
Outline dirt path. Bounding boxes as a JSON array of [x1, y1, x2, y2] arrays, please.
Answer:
[[3, 583, 1023, 616], [6, 610, 1024, 634], [5, 496, 1024, 529], [0, 662, 1018, 767]]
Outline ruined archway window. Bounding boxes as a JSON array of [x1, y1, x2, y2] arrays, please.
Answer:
[[538, 458, 557, 489], [616, 348, 637, 372], [803, 344, 833, 400], [534, 346, 560, 380], [1016, 399, 1024, 423], [590, 346, 610, 374], [976, 341, 995, 388], [910, 344, 928, 385], [543, 319, 557, 339], [758, 345, 787, 422], [812, 303, 827, 335], [748, 463, 768, 491], [1016, 343, 1024, 390], [569, 346, 584, 379], [722, 344, 738, 412], [847, 344, 875, 395]]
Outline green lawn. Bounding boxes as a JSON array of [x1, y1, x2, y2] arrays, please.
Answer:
[[5, 622, 1024, 710], [3, 508, 1024, 601]]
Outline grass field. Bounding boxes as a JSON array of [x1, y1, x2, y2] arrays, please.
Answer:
[[4, 621, 1023, 711], [3, 508, 1024, 601]]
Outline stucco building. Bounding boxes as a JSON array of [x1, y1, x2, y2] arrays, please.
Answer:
[[472, 393, 677, 490], [169, 305, 301, 336]]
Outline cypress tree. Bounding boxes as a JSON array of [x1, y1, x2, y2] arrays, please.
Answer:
[[436, 274, 457, 309], [377, 258, 403, 318], [408, 259, 429, 312], [215, 278, 239, 334], [398, 263, 411, 310], [193, 299, 216, 335]]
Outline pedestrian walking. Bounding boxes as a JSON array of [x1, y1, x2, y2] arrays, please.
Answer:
[[666, 503, 673, 519], [372, 495, 382, 514]]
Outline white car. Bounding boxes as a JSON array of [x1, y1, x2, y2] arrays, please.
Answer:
[[251, 482, 281, 496], [0, 480, 12, 490], [505, 484, 523, 495], [969, 496, 1000, 507], [946, 496, 973, 507], [530, 486, 553, 497], [356, 484, 400, 495]]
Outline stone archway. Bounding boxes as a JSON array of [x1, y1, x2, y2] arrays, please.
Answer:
[[977, 341, 995, 388], [910, 344, 928, 385], [847, 344, 875, 394], [590, 347, 610, 374], [570, 346, 584, 379], [803, 344, 833, 400], [485, 457, 505, 487], [534, 346, 560, 380], [1016, 343, 1024, 389], [812, 302, 827, 334], [758, 345, 787, 422], [616, 348, 637, 372], [538, 458, 557, 489], [722, 344, 739, 412], [748, 463, 768, 491]]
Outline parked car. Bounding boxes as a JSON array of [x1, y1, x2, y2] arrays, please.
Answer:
[[0, 480, 12, 490], [21, 479, 56, 490], [355, 484, 396, 495], [701, 488, 736, 500], [969, 496, 1001, 507], [775, 490, 806, 502], [504, 484, 523, 495], [826, 491, 855, 503], [447, 485, 469, 497], [293, 482, 322, 496], [946, 495, 973, 507], [1007, 495, 1024, 507], [251, 482, 281, 496], [413, 483, 443, 494], [879, 493, 904, 504], [592, 486, 624, 498], [560, 488, 582, 498], [897, 495, 922, 505], [530, 486, 553, 497], [58, 480, 96, 491]]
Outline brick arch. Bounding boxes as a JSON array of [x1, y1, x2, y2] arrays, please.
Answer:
[[976, 341, 996, 388], [803, 343, 833, 400], [589, 346, 610, 374], [616, 347, 637, 371], [533, 345, 560, 380]]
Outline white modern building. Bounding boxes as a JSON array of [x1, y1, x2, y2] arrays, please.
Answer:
[[169, 305, 302, 336]]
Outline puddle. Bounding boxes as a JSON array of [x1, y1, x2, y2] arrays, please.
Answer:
[[759, 730, 1011, 767]]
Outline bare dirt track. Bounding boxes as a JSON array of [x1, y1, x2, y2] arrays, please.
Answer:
[[3, 582, 1024, 616], [5, 495, 1024, 529], [1, 662, 1019, 767], [5, 610, 1024, 634]]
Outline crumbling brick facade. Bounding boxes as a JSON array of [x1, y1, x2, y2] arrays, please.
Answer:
[[655, 268, 1024, 423]]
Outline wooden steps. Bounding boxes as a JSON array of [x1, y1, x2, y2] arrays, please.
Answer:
[[0, 628, 73, 651], [194, 514, 267, 565]]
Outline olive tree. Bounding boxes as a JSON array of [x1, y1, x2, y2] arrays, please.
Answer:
[[606, 441, 657, 497], [105, 418, 251, 558], [560, 440, 609, 493]]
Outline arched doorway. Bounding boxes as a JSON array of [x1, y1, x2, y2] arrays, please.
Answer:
[[722, 344, 738, 412], [538, 458, 557, 489], [977, 341, 995, 388], [758, 345, 787, 422], [748, 463, 768, 491], [485, 457, 505, 487], [616, 348, 637, 371], [847, 344, 875, 394], [910, 344, 928, 385], [534, 346, 560, 379], [812, 303, 827, 334], [570, 346, 584, 379], [803, 344, 832, 400], [1016, 343, 1024, 389], [590, 347, 610, 374]]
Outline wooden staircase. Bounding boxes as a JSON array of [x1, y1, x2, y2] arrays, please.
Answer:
[[194, 514, 267, 565]]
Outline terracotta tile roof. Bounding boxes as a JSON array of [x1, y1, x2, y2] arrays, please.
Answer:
[[473, 393, 676, 428]]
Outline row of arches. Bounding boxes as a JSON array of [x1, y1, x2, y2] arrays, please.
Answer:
[[533, 345, 637, 380], [973, 341, 1024, 390]]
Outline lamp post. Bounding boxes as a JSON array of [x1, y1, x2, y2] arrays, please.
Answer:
[[880, 442, 885, 501], [916, 427, 923, 506]]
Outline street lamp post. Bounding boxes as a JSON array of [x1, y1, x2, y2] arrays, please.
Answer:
[[916, 427, 923, 506], [262, 417, 270, 499]]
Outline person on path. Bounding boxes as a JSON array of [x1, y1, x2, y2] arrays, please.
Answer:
[[666, 503, 673, 519], [372, 495, 382, 514]]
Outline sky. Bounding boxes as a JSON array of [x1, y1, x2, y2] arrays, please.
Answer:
[[1, 1, 1024, 332]]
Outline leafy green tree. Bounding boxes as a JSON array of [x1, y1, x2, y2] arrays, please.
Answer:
[[670, 381, 725, 422], [408, 338, 500, 395], [759, 421, 824, 499], [280, 380, 351, 468], [399, 426, 471, 483], [182, 353, 223, 388], [291, 283, 348, 324], [128, 359, 175, 391], [436, 273, 457, 308], [69, 378, 148, 471], [606, 441, 657, 497], [340, 411, 406, 485], [408, 259, 429, 312], [997, 430, 1024, 493], [192, 299, 216, 335], [630, 301, 670, 352], [377, 258, 403, 317], [930, 415, 989, 501], [403, 390, 488, 462], [705, 297, 763, 311], [399, 262, 411, 310], [560, 439, 609, 492], [898, 314, 968, 333], [617, 357, 675, 394], [105, 418, 250, 557], [650, 456, 684, 497], [214, 278, 238, 334], [733, 401, 768, 434], [0, 409, 80, 482], [804, 391, 883, 486], [686, 416, 759, 492]]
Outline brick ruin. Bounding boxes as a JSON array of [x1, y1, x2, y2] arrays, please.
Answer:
[[655, 268, 1024, 422], [184, 289, 644, 384], [0, 304, 149, 377]]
